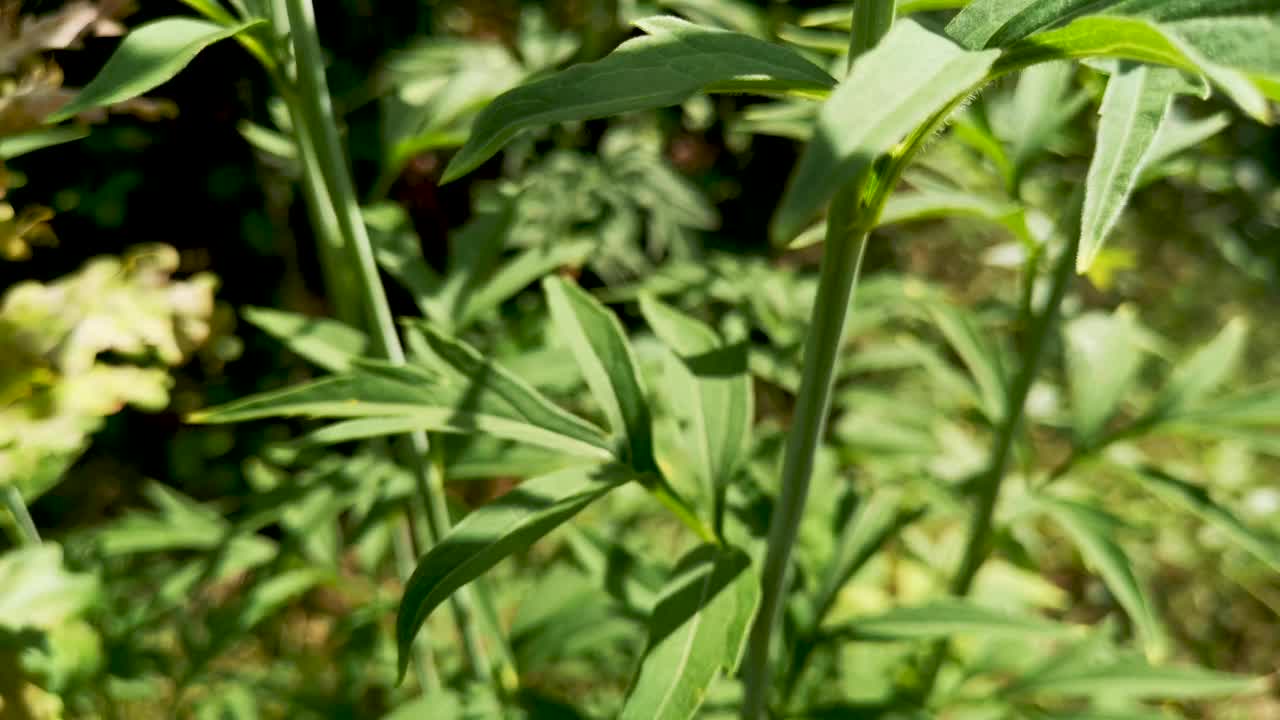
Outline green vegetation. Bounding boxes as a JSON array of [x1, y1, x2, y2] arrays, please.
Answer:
[[3, 1, 1279, 718]]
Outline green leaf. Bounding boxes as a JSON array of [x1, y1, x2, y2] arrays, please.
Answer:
[[620, 545, 759, 720], [928, 303, 1009, 423], [48, 18, 262, 122], [1008, 655, 1262, 700], [1078, 64, 1177, 272], [1128, 466, 1280, 573], [396, 464, 631, 677], [841, 598, 1076, 640], [189, 362, 614, 461], [545, 276, 658, 474], [241, 307, 368, 374], [0, 127, 89, 160], [364, 202, 446, 324], [460, 239, 596, 327], [1039, 496, 1169, 662], [772, 20, 999, 244], [639, 296, 751, 512], [1148, 316, 1248, 418], [990, 15, 1272, 122], [1064, 310, 1146, 444], [441, 16, 835, 182], [0, 545, 98, 631]]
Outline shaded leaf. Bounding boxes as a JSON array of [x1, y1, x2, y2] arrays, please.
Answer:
[[396, 464, 632, 677], [841, 598, 1075, 640], [1148, 316, 1248, 418], [442, 16, 835, 182], [49, 18, 262, 122], [1064, 310, 1146, 444], [620, 545, 758, 720], [928, 303, 1009, 423], [772, 20, 999, 244], [0, 127, 89, 160], [1039, 496, 1168, 661], [1008, 655, 1261, 700]]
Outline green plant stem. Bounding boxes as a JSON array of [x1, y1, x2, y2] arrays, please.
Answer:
[[913, 223, 1078, 704], [281, 0, 491, 682], [742, 190, 869, 720], [2, 486, 40, 546]]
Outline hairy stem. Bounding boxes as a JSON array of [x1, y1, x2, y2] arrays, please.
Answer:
[[281, 0, 490, 682], [741, 191, 869, 720], [2, 486, 41, 546]]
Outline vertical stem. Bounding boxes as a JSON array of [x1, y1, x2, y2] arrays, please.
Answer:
[[2, 486, 40, 546], [281, 0, 490, 682], [742, 192, 869, 720]]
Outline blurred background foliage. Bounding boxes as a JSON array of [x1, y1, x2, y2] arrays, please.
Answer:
[[1, 0, 1279, 718]]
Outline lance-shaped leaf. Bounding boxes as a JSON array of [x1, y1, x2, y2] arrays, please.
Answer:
[[1128, 466, 1280, 573], [620, 545, 759, 720], [545, 276, 658, 474], [928, 303, 1009, 423], [48, 18, 262, 122], [1078, 64, 1177, 272], [947, 0, 1276, 50], [991, 15, 1272, 121], [396, 464, 632, 677], [242, 307, 368, 373], [1039, 497, 1169, 662], [189, 359, 613, 461], [441, 16, 835, 182], [639, 296, 751, 512], [1146, 316, 1248, 419], [772, 20, 999, 244], [840, 598, 1076, 640], [1007, 654, 1262, 701], [1064, 310, 1146, 445]]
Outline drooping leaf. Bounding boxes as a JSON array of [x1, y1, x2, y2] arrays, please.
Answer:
[[441, 16, 835, 182], [48, 18, 263, 122], [188, 362, 614, 461], [840, 598, 1076, 640], [620, 545, 758, 720], [639, 295, 751, 511], [772, 20, 1000, 244], [1128, 466, 1280, 573], [1078, 64, 1177, 272], [241, 307, 368, 374], [544, 276, 658, 474], [1039, 496, 1168, 661], [396, 464, 632, 677], [1008, 655, 1262, 700]]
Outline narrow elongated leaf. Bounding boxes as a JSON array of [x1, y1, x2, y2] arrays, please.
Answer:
[[928, 303, 1009, 423], [991, 16, 1271, 121], [842, 599, 1075, 640], [1129, 466, 1280, 573], [48, 18, 262, 122], [947, 0, 1275, 50], [442, 16, 835, 182], [396, 464, 632, 676], [188, 364, 614, 461], [242, 307, 368, 373], [772, 20, 999, 244], [620, 545, 758, 720], [0, 127, 89, 159], [1148, 316, 1248, 418], [545, 276, 657, 474], [1078, 64, 1176, 272], [461, 239, 596, 327], [1008, 656, 1261, 700], [639, 296, 751, 503], [1039, 497, 1168, 661]]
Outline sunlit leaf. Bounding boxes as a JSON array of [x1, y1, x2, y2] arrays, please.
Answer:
[[1147, 316, 1248, 418], [1064, 310, 1146, 444], [620, 545, 758, 720], [442, 16, 835, 182], [396, 464, 632, 677], [545, 276, 658, 474], [242, 307, 368, 374], [840, 598, 1075, 640], [772, 20, 999, 244], [1008, 654, 1261, 700], [1078, 64, 1178, 272], [48, 18, 263, 122]]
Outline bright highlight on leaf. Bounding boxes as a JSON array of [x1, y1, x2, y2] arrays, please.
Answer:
[[48, 18, 262, 122]]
